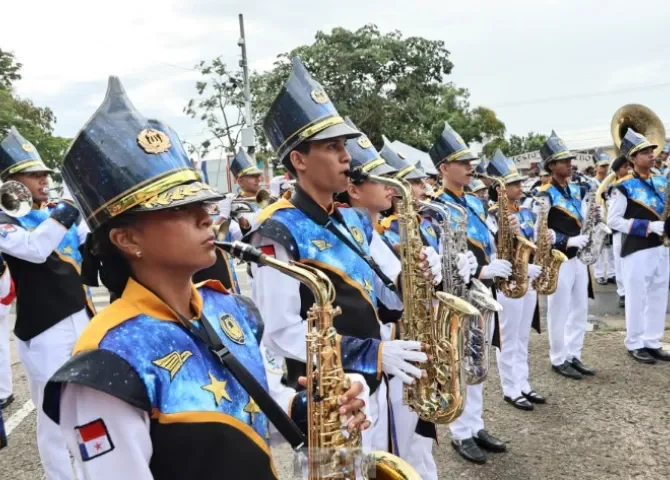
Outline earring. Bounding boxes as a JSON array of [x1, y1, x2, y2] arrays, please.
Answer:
[[136, 251, 142, 258]]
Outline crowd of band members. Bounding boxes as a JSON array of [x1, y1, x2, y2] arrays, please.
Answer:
[[0, 58, 668, 479]]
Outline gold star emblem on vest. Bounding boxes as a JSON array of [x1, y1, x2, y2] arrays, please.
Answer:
[[244, 398, 262, 423], [153, 350, 193, 380], [202, 372, 231, 406], [363, 279, 373, 294], [62, 246, 73, 255]]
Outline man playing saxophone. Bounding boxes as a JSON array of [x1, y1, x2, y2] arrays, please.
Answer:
[[484, 149, 546, 411], [606, 129, 670, 364], [429, 122, 512, 465], [534, 131, 596, 380]]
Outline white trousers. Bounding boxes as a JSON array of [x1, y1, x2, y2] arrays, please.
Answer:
[[0, 303, 11, 399], [448, 382, 484, 441], [594, 244, 615, 280], [16, 310, 89, 480], [361, 379, 389, 454], [546, 257, 589, 366], [388, 377, 437, 480], [496, 288, 537, 399], [621, 246, 669, 350], [612, 233, 625, 297]]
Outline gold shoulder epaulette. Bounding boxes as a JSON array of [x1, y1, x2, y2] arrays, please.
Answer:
[[380, 214, 397, 230], [613, 173, 633, 185], [255, 198, 294, 225], [538, 183, 552, 192]]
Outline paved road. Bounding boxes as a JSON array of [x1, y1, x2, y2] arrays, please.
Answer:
[[1, 267, 669, 479]]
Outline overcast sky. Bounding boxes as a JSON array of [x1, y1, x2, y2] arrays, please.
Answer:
[[2, 0, 669, 156]]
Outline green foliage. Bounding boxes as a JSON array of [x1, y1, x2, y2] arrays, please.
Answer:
[[184, 57, 246, 160], [482, 132, 548, 158], [0, 49, 22, 90], [250, 24, 505, 153]]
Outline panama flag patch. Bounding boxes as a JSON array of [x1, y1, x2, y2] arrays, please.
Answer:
[[75, 419, 114, 461]]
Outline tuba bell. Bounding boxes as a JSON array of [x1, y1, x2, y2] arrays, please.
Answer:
[[611, 104, 666, 156], [0, 181, 32, 218]]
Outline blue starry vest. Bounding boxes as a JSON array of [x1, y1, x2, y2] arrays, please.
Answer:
[[538, 182, 583, 259]]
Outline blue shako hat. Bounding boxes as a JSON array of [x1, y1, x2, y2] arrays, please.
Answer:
[[62, 76, 222, 232], [0, 127, 53, 181], [379, 136, 426, 180], [473, 154, 489, 176], [487, 148, 527, 184], [428, 121, 478, 167], [620, 128, 658, 159], [263, 57, 360, 165], [593, 147, 610, 166], [344, 118, 396, 177], [467, 178, 487, 193], [539, 130, 576, 172], [230, 147, 262, 178]]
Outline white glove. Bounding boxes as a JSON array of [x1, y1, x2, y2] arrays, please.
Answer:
[[649, 221, 664, 236], [60, 183, 74, 202], [465, 250, 478, 274], [567, 235, 588, 249], [507, 214, 521, 234], [269, 175, 284, 199], [217, 193, 235, 219], [547, 228, 557, 244], [479, 259, 512, 280], [424, 246, 442, 286], [381, 340, 427, 385], [456, 253, 471, 284], [528, 263, 542, 279]]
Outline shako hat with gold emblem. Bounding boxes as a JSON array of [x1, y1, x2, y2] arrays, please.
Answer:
[[429, 122, 478, 167], [379, 136, 426, 180], [230, 147, 262, 178], [467, 178, 487, 193], [62, 76, 222, 232], [540, 130, 576, 171], [344, 118, 396, 178], [487, 148, 527, 184], [263, 57, 360, 165], [620, 128, 658, 159], [592, 148, 611, 167], [0, 127, 53, 181]]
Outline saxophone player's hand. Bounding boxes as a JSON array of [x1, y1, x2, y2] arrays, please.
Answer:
[[507, 214, 521, 234], [649, 221, 665, 236], [422, 247, 442, 285], [479, 259, 512, 279], [528, 263, 542, 279], [546, 228, 557, 244], [456, 253, 471, 284], [465, 251, 478, 274], [298, 374, 371, 432], [381, 340, 428, 385], [567, 235, 588, 249]]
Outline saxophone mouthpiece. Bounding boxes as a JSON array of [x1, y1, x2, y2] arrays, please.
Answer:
[[215, 241, 264, 264]]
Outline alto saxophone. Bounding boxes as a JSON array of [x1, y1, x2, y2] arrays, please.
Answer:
[[219, 241, 420, 480], [425, 192, 502, 385], [477, 174, 536, 299], [532, 202, 567, 295], [577, 183, 612, 265], [363, 173, 480, 424]]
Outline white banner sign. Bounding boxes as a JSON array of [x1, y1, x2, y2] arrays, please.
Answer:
[[511, 151, 593, 170]]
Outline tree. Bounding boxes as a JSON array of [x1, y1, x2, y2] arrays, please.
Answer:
[[482, 132, 548, 158], [184, 57, 247, 161], [0, 49, 21, 90], [250, 24, 505, 153]]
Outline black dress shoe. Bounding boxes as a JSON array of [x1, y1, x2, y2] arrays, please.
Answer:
[[552, 361, 583, 379], [0, 394, 14, 410], [474, 429, 507, 453], [628, 349, 656, 364], [570, 358, 596, 376], [645, 347, 670, 361], [452, 438, 487, 464], [608, 277, 616, 284], [504, 395, 534, 411], [618, 295, 625, 308], [596, 277, 608, 285], [522, 390, 546, 404]]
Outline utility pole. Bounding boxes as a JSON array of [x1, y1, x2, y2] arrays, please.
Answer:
[[238, 14, 255, 157]]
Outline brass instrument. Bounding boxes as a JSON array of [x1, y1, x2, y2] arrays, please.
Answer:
[[425, 192, 502, 385], [611, 104, 670, 246], [477, 174, 536, 299], [215, 189, 272, 240], [365, 173, 479, 424], [218, 241, 420, 480], [532, 202, 567, 295], [577, 178, 612, 266], [0, 181, 32, 217]]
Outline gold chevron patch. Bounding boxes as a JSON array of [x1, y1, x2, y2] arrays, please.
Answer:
[[152, 350, 193, 380], [311, 240, 332, 251]]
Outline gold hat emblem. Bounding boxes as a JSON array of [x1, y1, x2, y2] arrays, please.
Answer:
[[350, 226, 364, 245], [220, 314, 245, 344], [310, 88, 329, 104], [358, 136, 372, 149], [137, 129, 172, 154], [21, 143, 34, 153]]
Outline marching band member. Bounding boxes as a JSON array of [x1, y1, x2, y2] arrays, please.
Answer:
[[0, 261, 14, 410], [607, 129, 670, 364], [654, 143, 669, 176], [593, 150, 615, 285], [607, 155, 631, 308], [430, 123, 511, 465], [535, 131, 595, 380], [0, 127, 91, 480], [485, 149, 545, 411], [229, 147, 264, 235], [42, 76, 370, 480], [249, 58, 433, 455]]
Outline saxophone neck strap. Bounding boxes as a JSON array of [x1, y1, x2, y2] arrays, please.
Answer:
[[291, 186, 398, 294], [177, 311, 307, 451]]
